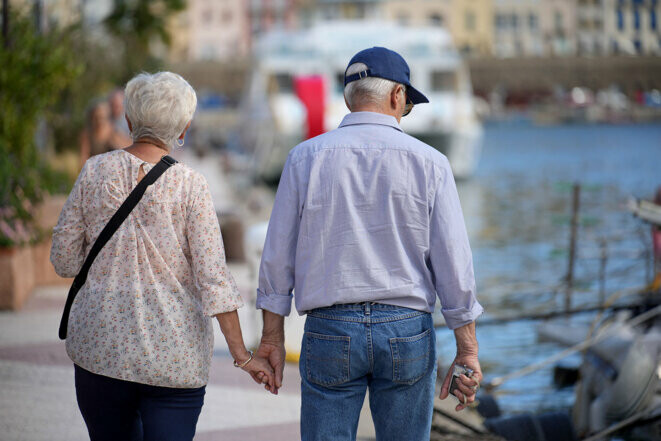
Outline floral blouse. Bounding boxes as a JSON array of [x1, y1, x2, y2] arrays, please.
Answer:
[[51, 150, 243, 388]]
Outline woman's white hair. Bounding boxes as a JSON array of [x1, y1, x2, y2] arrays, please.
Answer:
[[124, 72, 197, 149], [344, 62, 404, 109]]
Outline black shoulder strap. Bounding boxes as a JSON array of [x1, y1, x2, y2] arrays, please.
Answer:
[[58, 155, 178, 340]]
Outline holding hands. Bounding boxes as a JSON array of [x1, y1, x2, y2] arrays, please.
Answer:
[[250, 340, 285, 395], [215, 310, 282, 396], [234, 350, 279, 395]]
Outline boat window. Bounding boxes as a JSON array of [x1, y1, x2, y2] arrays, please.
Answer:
[[270, 73, 293, 94], [431, 71, 456, 92]]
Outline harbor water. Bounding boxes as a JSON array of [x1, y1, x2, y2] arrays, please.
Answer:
[[435, 121, 661, 415]]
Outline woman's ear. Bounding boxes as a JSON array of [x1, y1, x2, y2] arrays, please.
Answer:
[[179, 121, 192, 139], [125, 115, 132, 133]]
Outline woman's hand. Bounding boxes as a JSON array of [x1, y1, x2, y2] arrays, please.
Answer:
[[240, 354, 277, 394]]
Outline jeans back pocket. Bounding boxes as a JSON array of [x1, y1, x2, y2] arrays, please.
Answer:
[[304, 332, 351, 387], [389, 328, 432, 385]]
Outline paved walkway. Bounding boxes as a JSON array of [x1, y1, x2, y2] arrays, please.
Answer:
[[0, 262, 379, 441]]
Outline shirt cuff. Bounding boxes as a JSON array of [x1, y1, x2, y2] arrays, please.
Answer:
[[256, 289, 293, 317], [441, 301, 484, 330]]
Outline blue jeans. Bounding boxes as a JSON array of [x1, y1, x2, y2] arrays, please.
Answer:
[[74, 364, 205, 441], [300, 302, 437, 441]]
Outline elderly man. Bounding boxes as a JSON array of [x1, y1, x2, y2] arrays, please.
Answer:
[[255, 47, 484, 440]]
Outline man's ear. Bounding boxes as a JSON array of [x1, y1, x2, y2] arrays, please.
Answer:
[[344, 94, 351, 111], [390, 85, 402, 111]]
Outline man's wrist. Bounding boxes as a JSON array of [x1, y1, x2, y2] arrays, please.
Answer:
[[260, 334, 285, 345], [261, 309, 286, 345], [456, 346, 478, 357], [454, 321, 478, 357]]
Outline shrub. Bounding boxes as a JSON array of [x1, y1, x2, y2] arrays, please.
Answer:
[[0, 11, 82, 247]]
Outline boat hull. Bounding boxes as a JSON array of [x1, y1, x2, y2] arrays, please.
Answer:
[[414, 125, 483, 181]]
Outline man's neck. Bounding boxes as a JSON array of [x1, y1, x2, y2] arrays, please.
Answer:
[[350, 105, 401, 123]]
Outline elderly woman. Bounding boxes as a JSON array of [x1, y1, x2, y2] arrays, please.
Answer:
[[51, 72, 275, 441]]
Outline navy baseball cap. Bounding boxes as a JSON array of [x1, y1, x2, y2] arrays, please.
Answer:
[[344, 46, 429, 105]]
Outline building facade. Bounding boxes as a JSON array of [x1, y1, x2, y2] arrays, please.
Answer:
[[18, 0, 661, 60], [540, 0, 578, 56], [492, 0, 545, 57], [187, 0, 249, 61], [604, 0, 661, 54], [382, 0, 493, 56]]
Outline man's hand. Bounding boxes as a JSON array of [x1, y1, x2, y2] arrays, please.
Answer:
[[439, 354, 482, 411], [251, 341, 285, 394], [239, 354, 277, 395], [252, 309, 287, 394], [439, 321, 481, 411]]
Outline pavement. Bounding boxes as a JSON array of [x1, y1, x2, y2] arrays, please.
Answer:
[[0, 263, 378, 441]]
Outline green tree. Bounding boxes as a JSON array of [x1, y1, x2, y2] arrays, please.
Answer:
[[0, 11, 82, 246], [104, 0, 186, 81]]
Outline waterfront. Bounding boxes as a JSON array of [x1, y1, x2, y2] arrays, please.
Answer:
[[437, 121, 661, 416]]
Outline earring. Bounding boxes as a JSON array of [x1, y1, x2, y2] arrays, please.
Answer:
[[176, 138, 184, 147]]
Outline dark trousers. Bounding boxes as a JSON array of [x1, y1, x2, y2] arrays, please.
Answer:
[[74, 364, 205, 441]]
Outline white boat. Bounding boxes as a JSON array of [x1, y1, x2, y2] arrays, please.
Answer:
[[240, 21, 483, 183]]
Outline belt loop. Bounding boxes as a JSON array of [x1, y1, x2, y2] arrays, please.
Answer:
[[365, 301, 371, 315]]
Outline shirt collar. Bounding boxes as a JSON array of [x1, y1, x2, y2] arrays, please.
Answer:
[[338, 111, 403, 132]]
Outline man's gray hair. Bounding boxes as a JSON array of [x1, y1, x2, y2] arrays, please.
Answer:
[[344, 62, 403, 109], [124, 72, 197, 149]]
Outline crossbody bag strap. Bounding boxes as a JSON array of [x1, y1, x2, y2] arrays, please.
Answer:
[[58, 155, 178, 340]]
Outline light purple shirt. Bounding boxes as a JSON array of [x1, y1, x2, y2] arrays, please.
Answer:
[[256, 111, 483, 329]]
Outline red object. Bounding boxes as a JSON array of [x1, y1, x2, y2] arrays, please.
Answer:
[[294, 75, 326, 139]]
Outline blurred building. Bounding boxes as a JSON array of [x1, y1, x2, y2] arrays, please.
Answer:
[[8, 0, 661, 61], [310, 0, 382, 20], [493, 0, 576, 57], [382, 0, 450, 27], [383, 0, 493, 56], [575, 0, 608, 54], [188, 0, 249, 61], [248, 0, 299, 38], [540, 0, 577, 56], [448, 0, 494, 55], [604, 0, 661, 54]]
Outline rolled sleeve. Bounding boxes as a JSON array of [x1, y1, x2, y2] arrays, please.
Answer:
[[441, 300, 484, 330], [187, 175, 243, 316], [429, 159, 483, 330], [256, 154, 302, 317], [255, 289, 293, 316]]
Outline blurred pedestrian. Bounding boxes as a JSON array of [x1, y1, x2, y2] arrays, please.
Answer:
[[255, 47, 484, 440], [108, 87, 131, 136], [52, 71, 275, 441], [79, 99, 131, 168]]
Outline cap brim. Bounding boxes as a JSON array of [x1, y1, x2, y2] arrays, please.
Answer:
[[407, 85, 429, 104]]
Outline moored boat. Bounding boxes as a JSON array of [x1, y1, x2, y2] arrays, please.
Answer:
[[240, 21, 483, 184]]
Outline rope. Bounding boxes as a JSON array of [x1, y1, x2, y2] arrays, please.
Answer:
[[580, 408, 661, 441], [432, 407, 487, 434], [486, 303, 661, 389]]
